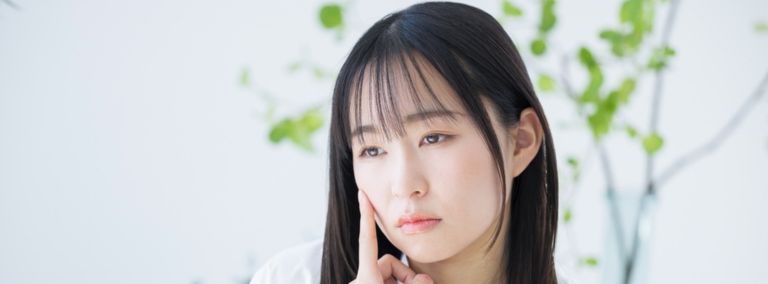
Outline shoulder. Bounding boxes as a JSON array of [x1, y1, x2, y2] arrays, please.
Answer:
[[249, 239, 324, 284]]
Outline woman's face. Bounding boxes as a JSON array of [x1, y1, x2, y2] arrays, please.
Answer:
[[349, 62, 517, 263]]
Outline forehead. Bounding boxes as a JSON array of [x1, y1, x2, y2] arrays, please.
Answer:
[[348, 53, 465, 135]]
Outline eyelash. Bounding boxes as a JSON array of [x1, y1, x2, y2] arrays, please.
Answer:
[[358, 133, 452, 158]]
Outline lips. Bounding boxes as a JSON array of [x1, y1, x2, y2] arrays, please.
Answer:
[[397, 213, 442, 234]]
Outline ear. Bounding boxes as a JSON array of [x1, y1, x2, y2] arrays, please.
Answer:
[[509, 107, 544, 177]]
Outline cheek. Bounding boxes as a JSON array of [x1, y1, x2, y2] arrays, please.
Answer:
[[429, 140, 501, 225], [353, 164, 390, 217]]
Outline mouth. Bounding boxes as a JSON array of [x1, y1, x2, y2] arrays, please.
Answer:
[[397, 214, 442, 235], [400, 219, 441, 234]]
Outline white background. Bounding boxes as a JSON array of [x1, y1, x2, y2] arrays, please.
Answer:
[[1, 0, 766, 283]]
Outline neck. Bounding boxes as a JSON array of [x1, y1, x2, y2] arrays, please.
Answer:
[[407, 218, 508, 284]]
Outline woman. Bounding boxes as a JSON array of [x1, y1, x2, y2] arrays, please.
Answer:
[[252, 2, 562, 283]]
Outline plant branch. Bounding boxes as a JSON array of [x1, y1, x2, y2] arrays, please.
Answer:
[[560, 50, 630, 267], [655, 68, 768, 186], [2, 0, 19, 10], [597, 143, 629, 265], [645, 0, 681, 196], [625, 0, 682, 283], [559, 54, 579, 101]]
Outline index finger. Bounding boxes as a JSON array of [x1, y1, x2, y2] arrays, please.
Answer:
[[357, 190, 379, 276]]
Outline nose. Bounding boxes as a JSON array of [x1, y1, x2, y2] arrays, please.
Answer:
[[390, 146, 429, 199]]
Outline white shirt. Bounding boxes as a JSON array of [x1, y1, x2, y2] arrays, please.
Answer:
[[250, 239, 571, 283]]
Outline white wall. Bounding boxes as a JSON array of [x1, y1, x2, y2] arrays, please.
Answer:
[[1, 0, 765, 283]]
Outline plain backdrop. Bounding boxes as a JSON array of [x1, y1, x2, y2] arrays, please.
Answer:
[[1, 0, 766, 283]]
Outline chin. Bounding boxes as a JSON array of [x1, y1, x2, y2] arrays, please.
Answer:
[[394, 236, 455, 263]]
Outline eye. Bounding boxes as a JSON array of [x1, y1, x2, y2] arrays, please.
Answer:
[[420, 133, 450, 146], [359, 147, 385, 158], [358, 134, 450, 159]]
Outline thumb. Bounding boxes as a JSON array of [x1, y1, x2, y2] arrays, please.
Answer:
[[409, 274, 433, 284]]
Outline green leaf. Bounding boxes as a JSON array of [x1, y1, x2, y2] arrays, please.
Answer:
[[240, 68, 250, 86], [586, 78, 633, 140], [563, 208, 573, 224], [567, 157, 579, 168], [539, 0, 557, 33], [647, 45, 676, 71], [269, 119, 294, 143], [642, 132, 664, 155], [599, 29, 628, 57], [603, 91, 621, 114], [566, 156, 580, 181], [578, 47, 604, 105], [300, 108, 324, 133], [587, 109, 612, 139], [580, 68, 603, 104], [756, 22, 768, 33], [610, 0, 655, 57], [599, 29, 622, 42], [625, 125, 638, 139], [642, 0, 656, 33], [312, 66, 327, 79], [578, 47, 598, 68], [531, 37, 547, 56], [288, 124, 313, 151], [268, 108, 325, 152], [647, 60, 664, 70], [288, 61, 302, 73], [502, 0, 523, 17], [662, 46, 676, 56], [319, 4, 343, 29], [616, 78, 636, 103], [538, 74, 556, 92], [620, 0, 640, 24], [581, 257, 599, 267]]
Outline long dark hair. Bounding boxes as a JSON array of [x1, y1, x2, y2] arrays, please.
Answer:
[[321, 2, 558, 283]]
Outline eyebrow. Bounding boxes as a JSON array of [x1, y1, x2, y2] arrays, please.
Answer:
[[350, 109, 460, 139]]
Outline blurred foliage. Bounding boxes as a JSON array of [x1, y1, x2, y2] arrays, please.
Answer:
[[563, 207, 573, 224], [538, 73, 557, 92], [268, 107, 324, 151], [502, 0, 523, 17], [755, 21, 768, 33], [599, 0, 658, 57], [531, 0, 556, 56], [581, 256, 600, 267], [566, 156, 581, 181], [647, 45, 676, 71], [319, 4, 344, 29]]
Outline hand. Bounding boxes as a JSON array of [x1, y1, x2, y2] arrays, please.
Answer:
[[350, 190, 434, 284]]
